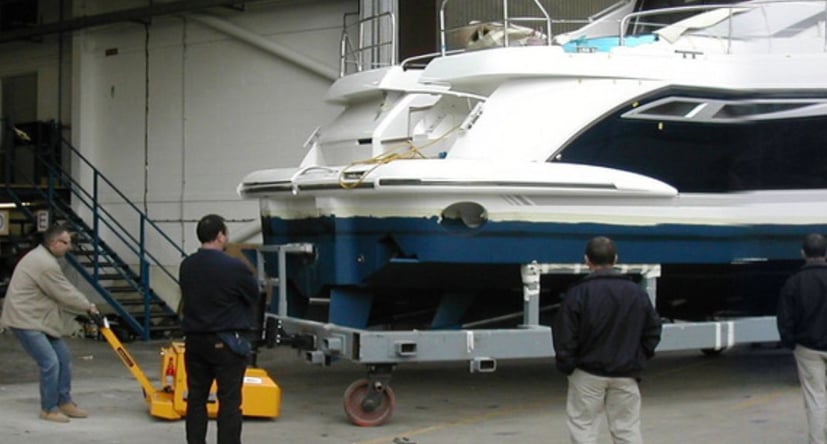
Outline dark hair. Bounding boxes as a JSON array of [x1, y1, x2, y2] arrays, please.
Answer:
[[196, 214, 227, 243], [802, 233, 827, 258], [42, 223, 70, 246], [585, 236, 617, 266]]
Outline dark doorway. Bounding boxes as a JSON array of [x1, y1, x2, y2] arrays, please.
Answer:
[[2, 73, 37, 124], [1, 72, 39, 185], [398, 0, 438, 62]]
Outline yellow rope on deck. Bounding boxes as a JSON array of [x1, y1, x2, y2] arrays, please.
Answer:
[[338, 123, 461, 189]]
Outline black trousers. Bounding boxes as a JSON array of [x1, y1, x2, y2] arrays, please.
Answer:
[[184, 333, 247, 444]]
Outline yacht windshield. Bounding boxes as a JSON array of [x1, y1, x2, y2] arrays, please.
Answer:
[[685, 3, 826, 40]]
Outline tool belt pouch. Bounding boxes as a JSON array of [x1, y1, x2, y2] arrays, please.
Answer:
[[217, 332, 252, 357]]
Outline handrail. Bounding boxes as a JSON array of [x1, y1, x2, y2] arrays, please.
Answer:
[[394, 88, 488, 103], [3, 121, 185, 340], [0, 143, 168, 340], [60, 137, 185, 257], [399, 49, 464, 70], [64, 253, 146, 336], [50, 135, 183, 340], [618, 4, 758, 50], [54, 137, 186, 282], [619, 1, 827, 53], [589, 0, 635, 23], [339, 11, 360, 76], [45, 158, 179, 285], [339, 11, 396, 76], [439, 0, 553, 56], [15, 122, 186, 339]]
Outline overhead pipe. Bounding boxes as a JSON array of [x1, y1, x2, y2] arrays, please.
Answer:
[[186, 13, 338, 82], [184, 13, 332, 246], [0, 0, 269, 44]]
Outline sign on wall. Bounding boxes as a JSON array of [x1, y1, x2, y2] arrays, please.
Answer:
[[0, 210, 8, 236], [36, 209, 49, 232]]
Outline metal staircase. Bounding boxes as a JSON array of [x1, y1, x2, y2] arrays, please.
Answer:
[[1, 121, 185, 340]]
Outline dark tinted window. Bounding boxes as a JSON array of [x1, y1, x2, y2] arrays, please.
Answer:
[[554, 92, 827, 192]]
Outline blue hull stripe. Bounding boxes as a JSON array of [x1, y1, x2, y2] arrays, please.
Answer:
[[265, 216, 817, 265]]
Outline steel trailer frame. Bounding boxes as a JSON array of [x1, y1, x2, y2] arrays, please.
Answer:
[[257, 244, 781, 426]]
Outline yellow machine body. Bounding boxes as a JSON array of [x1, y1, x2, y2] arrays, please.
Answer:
[[160, 342, 281, 419], [100, 323, 281, 420]]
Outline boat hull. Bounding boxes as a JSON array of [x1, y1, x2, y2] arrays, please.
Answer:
[[260, 212, 811, 328]]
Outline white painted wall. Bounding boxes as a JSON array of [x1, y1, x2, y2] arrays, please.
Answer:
[[0, 1, 353, 307], [67, 0, 351, 261]]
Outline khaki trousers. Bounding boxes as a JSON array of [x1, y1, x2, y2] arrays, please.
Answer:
[[794, 345, 827, 444], [566, 368, 643, 444]]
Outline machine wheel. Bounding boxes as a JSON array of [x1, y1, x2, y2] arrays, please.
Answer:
[[343, 378, 396, 427]]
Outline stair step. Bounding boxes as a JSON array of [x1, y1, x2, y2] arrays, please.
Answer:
[[146, 315, 180, 323], [95, 274, 127, 280], [125, 309, 177, 318], [149, 324, 181, 332], [115, 299, 149, 306], [83, 268, 135, 279], [116, 298, 170, 308], [77, 261, 127, 269], [107, 286, 139, 293], [50, 201, 182, 340], [122, 307, 174, 315], [72, 249, 107, 257], [116, 298, 167, 304]]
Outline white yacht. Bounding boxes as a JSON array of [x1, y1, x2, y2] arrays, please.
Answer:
[[240, 0, 827, 328]]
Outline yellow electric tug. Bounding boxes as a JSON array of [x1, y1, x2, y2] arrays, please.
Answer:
[[92, 314, 281, 420]]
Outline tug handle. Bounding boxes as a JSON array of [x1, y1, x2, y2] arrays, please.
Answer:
[[93, 314, 160, 398], [89, 312, 108, 329]]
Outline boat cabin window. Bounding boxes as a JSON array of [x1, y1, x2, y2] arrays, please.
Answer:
[[553, 90, 827, 193]]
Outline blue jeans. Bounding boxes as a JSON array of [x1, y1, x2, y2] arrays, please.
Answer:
[[12, 328, 74, 412]]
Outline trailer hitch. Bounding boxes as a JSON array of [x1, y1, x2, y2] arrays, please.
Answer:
[[262, 316, 315, 349]]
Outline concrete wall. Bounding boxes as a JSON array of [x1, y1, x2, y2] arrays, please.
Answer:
[[67, 0, 350, 262], [0, 1, 352, 307]]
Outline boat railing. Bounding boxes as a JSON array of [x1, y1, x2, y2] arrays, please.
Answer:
[[591, 0, 636, 22], [618, 1, 827, 53], [438, 0, 553, 56], [399, 49, 464, 71], [339, 11, 396, 77]]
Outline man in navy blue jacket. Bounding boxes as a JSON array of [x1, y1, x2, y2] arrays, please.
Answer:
[[553, 236, 662, 444], [180, 214, 258, 444], [777, 233, 827, 444]]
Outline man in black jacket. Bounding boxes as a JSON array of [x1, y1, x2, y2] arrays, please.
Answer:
[[777, 233, 827, 444], [553, 236, 662, 444], [180, 214, 258, 444]]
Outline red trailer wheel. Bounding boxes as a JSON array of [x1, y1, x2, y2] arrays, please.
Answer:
[[343, 378, 396, 427]]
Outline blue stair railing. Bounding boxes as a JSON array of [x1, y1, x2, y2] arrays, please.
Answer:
[[5, 121, 187, 340], [52, 139, 187, 340]]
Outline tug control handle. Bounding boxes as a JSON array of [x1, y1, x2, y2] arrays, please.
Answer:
[[88, 313, 159, 398], [89, 312, 108, 329]]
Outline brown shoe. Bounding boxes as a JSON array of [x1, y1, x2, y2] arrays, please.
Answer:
[[58, 403, 88, 418], [40, 410, 70, 423]]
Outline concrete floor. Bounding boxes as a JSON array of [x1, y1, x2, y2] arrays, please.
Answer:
[[0, 330, 809, 444]]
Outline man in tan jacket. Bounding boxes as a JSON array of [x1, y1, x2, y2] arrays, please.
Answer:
[[1, 224, 99, 423]]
